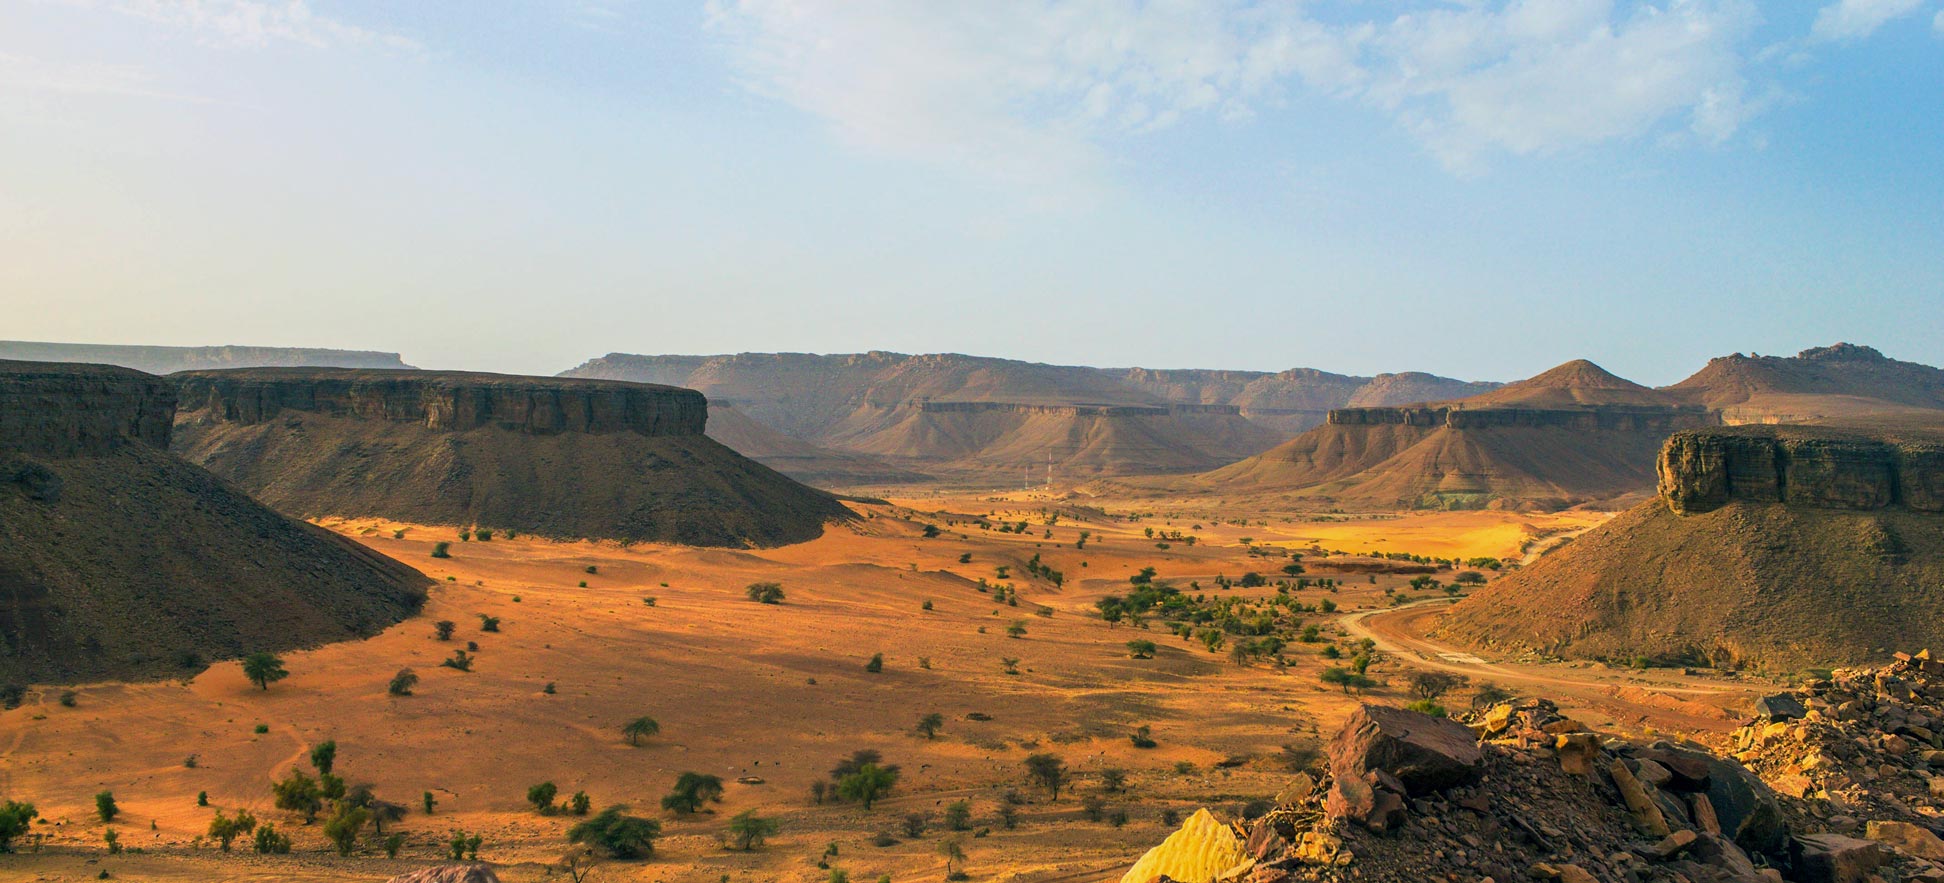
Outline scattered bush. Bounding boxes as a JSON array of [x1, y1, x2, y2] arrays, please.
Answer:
[[58, 690, 77, 708], [528, 781, 559, 814], [1126, 640, 1156, 659], [660, 772, 724, 813], [431, 542, 451, 559], [441, 650, 474, 671], [916, 712, 944, 739], [1023, 754, 1066, 800], [900, 813, 927, 838], [254, 823, 291, 854], [309, 740, 337, 774], [478, 614, 501, 633], [388, 668, 419, 696], [727, 809, 779, 850], [865, 653, 884, 673], [434, 620, 456, 641], [0, 800, 40, 852], [745, 582, 786, 604], [207, 809, 257, 851], [94, 790, 118, 822], [944, 799, 972, 831]]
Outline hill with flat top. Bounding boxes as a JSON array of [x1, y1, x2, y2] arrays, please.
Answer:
[[171, 368, 851, 547], [0, 360, 428, 684], [561, 352, 1492, 479], [1438, 422, 1944, 670], [1183, 360, 1715, 510], [0, 339, 413, 374]]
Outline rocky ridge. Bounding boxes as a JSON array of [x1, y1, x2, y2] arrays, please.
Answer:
[[1658, 426, 1944, 515], [0, 340, 413, 374]]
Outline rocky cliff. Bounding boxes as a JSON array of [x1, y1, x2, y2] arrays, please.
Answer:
[[0, 360, 427, 684], [1331, 404, 1715, 432], [173, 369, 850, 547], [1658, 426, 1944, 514], [0, 360, 175, 457], [175, 368, 706, 438], [0, 340, 413, 374]]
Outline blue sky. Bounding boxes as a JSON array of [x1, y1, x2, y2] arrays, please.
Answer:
[[1, 1, 1939, 385]]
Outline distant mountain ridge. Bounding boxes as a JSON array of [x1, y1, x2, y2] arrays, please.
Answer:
[[561, 351, 1496, 480], [0, 340, 413, 375]]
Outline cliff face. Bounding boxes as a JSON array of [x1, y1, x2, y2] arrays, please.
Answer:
[[0, 340, 413, 375], [1658, 427, 1944, 514], [0, 360, 176, 457], [175, 369, 706, 438], [1331, 405, 1717, 432]]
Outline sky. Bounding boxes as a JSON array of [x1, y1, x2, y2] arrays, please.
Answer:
[[1, 1, 1939, 385]]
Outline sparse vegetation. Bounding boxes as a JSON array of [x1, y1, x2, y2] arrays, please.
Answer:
[[745, 582, 785, 604], [388, 667, 419, 696]]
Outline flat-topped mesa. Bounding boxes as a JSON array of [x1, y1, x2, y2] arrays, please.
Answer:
[[1658, 426, 1944, 514], [915, 400, 1240, 418], [0, 360, 175, 457], [1329, 404, 1717, 432], [174, 368, 707, 438]]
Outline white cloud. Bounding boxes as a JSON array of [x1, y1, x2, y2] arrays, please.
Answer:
[[1810, 0, 1925, 42], [102, 0, 421, 52], [705, 1, 1771, 177], [1934, 8, 1944, 34]]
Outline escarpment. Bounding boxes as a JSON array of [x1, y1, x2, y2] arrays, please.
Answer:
[[0, 360, 428, 685], [1440, 423, 1944, 670], [1658, 426, 1944, 514], [0, 340, 413, 374], [175, 368, 706, 437], [172, 368, 850, 547]]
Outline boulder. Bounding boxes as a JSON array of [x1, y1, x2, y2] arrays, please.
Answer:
[[386, 866, 502, 883], [1865, 820, 1944, 861], [1328, 704, 1483, 795], [1754, 693, 1808, 721], [1700, 754, 1789, 857], [1792, 833, 1887, 883], [1325, 771, 1407, 832]]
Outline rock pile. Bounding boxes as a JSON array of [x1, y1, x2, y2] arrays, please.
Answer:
[[1727, 651, 1944, 838], [1126, 684, 1944, 883]]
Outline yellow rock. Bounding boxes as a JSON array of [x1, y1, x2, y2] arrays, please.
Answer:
[[1484, 703, 1515, 735], [1120, 808, 1249, 883]]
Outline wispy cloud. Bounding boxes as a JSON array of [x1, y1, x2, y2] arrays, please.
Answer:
[[92, 0, 421, 53], [702, 1, 1829, 177], [1809, 0, 1927, 42]]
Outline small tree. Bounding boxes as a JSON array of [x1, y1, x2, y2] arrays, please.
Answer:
[[389, 668, 419, 696], [309, 740, 337, 775], [1408, 671, 1468, 701], [622, 716, 660, 746], [939, 836, 968, 880], [527, 781, 559, 814], [271, 770, 324, 823], [1023, 754, 1066, 800], [423, 791, 438, 814], [208, 809, 258, 851], [323, 804, 369, 856], [943, 800, 972, 831], [1126, 639, 1157, 659], [569, 791, 592, 815], [568, 806, 661, 858], [1006, 621, 1027, 639], [431, 542, 451, 559], [434, 620, 456, 641], [727, 809, 779, 850], [1100, 768, 1127, 793], [835, 764, 898, 810], [660, 772, 724, 814], [242, 652, 288, 691], [810, 781, 828, 805], [478, 614, 501, 633], [745, 582, 785, 604], [916, 712, 944, 739], [94, 790, 118, 822], [0, 801, 38, 853], [901, 812, 928, 838]]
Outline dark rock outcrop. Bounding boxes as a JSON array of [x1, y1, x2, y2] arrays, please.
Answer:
[[1659, 426, 1944, 514], [175, 368, 706, 437], [0, 360, 175, 457]]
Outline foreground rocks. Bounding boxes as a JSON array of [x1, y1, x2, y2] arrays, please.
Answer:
[[384, 865, 501, 883], [1125, 655, 1944, 883]]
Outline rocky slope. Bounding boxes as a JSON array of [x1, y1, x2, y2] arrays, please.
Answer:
[[171, 368, 852, 547], [0, 360, 428, 685], [1438, 424, 1944, 670], [1184, 361, 1717, 510], [561, 352, 1492, 479], [0, 340, 412, 374], [1124, 682, 1944, 883]]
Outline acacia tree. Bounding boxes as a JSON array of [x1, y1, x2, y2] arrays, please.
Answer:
[[1023, 754, 1066, 801], [939, 836, 968, 879], [660, 773, 724, 814], [622, 716, 660, 746], [727, 809, 779, 850], [915, 712, 944, 740], [242, 652, 288, 691], [835, 764, 898, 810], [568, 806, 661, 858]]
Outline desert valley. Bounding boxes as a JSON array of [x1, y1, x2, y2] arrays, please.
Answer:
[[2, 339, 1944, 883]]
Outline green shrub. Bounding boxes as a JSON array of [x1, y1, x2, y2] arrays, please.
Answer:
[[431, 542, 451, 559], [94, 791, 118, 822]]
